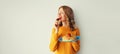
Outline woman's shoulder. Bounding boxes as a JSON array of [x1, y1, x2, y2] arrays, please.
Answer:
[[74, 25, 79, 30], [51, 26, 63, 31]]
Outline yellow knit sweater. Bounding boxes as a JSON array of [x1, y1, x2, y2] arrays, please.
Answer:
[[49, 26, 80, 54]]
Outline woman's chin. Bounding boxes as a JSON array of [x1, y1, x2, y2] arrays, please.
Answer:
[[61, 20, 66, 22]]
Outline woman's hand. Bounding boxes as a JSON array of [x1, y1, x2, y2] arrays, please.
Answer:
[[54, 21, 59, 33], [54, 18, 61, 33]]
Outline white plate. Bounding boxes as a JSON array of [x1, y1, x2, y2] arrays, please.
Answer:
[[58, 36, 80, 42]]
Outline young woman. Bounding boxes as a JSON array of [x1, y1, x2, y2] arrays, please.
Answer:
[[49, 5, 80, 54]]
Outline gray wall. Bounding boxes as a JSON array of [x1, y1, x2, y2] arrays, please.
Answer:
[[0, 0, 120, 54]]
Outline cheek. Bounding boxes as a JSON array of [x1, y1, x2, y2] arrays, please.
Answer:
[[61, 17, 66, 21], [61, 14, 65, 18], [61, 14, 64, 17]]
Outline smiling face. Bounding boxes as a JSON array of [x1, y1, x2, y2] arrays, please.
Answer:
[[58, 8, 68, 22], [58, 5, 76, 31]]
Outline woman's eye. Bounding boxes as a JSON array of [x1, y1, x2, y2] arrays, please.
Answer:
[[58, 12, 65, 15], [58, 13, 61, 15]]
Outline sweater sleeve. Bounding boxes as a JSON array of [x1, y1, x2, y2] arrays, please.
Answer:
[[72, 28, 80, 52], [49, 27, 61, 52]]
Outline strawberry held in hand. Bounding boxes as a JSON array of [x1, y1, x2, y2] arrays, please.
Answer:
[[56, 17, 61, 21], [55, 17, 62, 27]]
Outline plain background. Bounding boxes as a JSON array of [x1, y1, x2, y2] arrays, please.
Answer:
[[0, 0, 120, 54]]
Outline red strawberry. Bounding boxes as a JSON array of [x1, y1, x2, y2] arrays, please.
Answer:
[[56, 18, 61, 21], [67, 33, 71, 37]]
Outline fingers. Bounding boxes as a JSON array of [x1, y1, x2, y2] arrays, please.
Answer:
[[54, 18, 61, 31], [55, 21, 58, 27]]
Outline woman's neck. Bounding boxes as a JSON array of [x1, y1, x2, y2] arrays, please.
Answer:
[[62, 21, 69, 27]]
